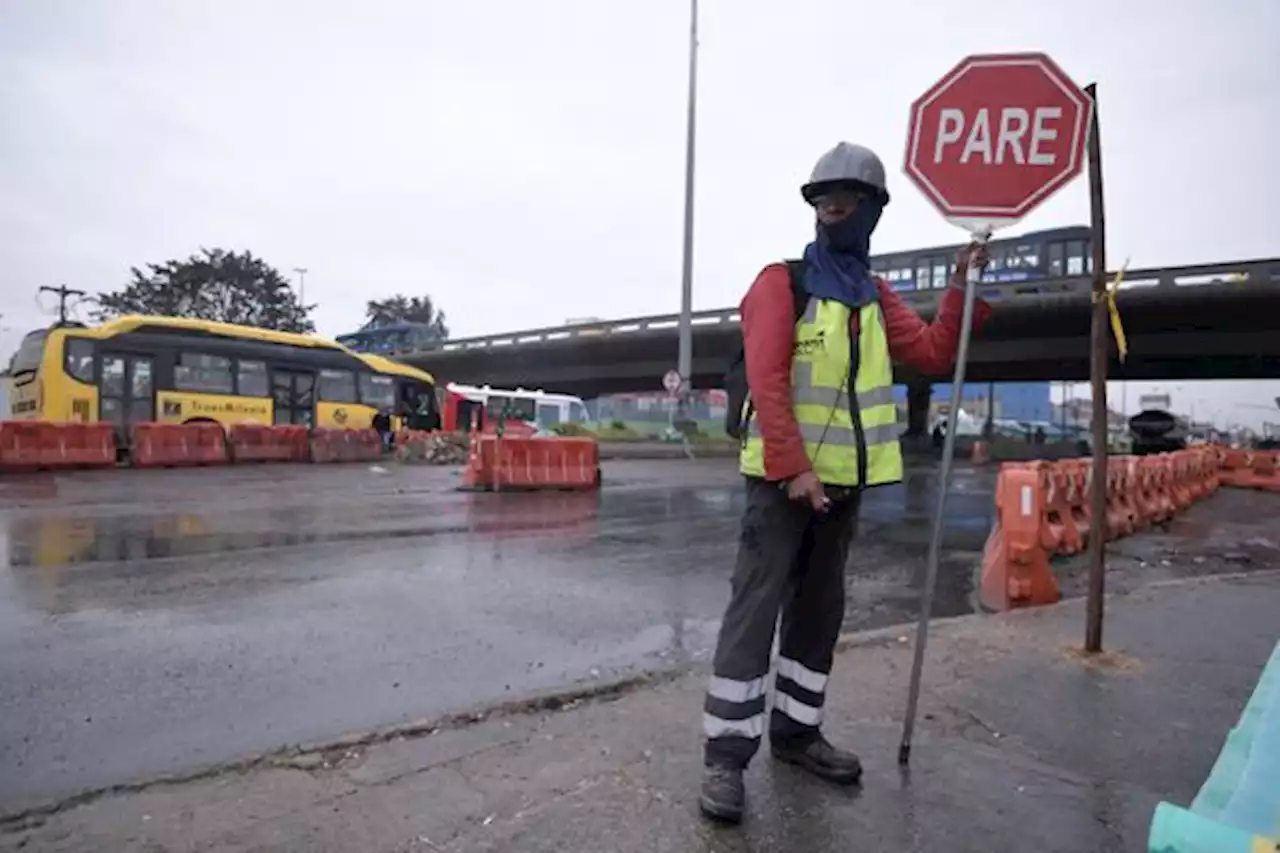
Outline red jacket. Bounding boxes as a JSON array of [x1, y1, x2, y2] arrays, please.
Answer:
[[741, 263, 992, 482]]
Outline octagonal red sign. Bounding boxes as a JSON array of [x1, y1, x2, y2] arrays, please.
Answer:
[[903, 52, 1093, 226]]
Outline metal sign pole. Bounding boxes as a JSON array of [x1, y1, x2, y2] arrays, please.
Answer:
[[898, 236, 987, 766], [1083, 82, 1109, 654], [675, 0, 698, 401]]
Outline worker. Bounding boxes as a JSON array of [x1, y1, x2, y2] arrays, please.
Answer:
[[700, 141, 992, 824]]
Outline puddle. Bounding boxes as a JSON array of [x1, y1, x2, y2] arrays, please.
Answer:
[[1, 492, 604, 568]]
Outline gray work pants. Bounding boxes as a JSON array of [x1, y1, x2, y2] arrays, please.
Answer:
[[702, 476, 860, 769]]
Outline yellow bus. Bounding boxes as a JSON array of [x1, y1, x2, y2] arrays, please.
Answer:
[[5, 315, 440, 434]]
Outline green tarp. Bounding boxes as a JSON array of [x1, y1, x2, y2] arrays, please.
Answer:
[[1148, 640, 1280, 852]]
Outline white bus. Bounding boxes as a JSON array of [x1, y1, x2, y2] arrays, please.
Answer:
[[444, 383, 589, 431]]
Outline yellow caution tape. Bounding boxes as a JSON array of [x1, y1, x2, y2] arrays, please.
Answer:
[[1092, 258, 1130, 362]]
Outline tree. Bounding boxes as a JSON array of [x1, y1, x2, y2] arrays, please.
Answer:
[[363, 294, 449, 342], [94, 248, 314, 333]]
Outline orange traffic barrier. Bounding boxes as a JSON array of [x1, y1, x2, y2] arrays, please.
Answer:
[[980, 464, 1062, 611], [980, 446, 1229, 612], [0, 421, 117, 472], [309, 428, 384, 463], [1039, 460, 1082, 555], [1105, 458, 1137, 540], [1219, 448, 1253, 488], [228, 424, 310, 463], [130, 422, 228, 468], [460, 431, 490, 489], [460, 434, 600, 492], [1220, 448, 1280, 492]]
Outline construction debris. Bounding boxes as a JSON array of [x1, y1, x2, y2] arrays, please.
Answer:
[[394, 432, 470, 465]]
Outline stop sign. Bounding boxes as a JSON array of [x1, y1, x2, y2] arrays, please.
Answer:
[[903, 52, 1093, 227]]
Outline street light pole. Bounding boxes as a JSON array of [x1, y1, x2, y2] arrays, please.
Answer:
[[676, 0, 699, 410], [293, 267, 309, 306]]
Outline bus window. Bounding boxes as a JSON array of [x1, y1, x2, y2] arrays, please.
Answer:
[[537, 402, 562, 428], [237, 360, 269, 397], [930, 258, 948, 289], [175, 353, 234, 394], [101, 356, 126, 398], [1048, 242, 1064, 276], [1020, 246, 1040, 268], [1066, 240, 1087, 275], [568, 401, 587, 424], [64, 338, 95, 383], [359, 373, 395, 410], [130, 359, 153, 423], [486, 395, 536, 422], [318, 369, 357, 403], [100, 356, 125, 425]]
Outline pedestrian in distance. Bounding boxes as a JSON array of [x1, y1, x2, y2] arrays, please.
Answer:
[[703, 141, 993, 824], [371, 408, 394, 453]]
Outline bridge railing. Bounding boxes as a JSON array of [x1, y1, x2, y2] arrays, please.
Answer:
[[420, 258, 1280, 355]]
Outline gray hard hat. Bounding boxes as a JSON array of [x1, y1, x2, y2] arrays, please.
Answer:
[[800, 142, 890, 206]]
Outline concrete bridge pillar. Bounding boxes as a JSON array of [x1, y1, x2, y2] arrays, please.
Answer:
[[903, 379, 932, 439]]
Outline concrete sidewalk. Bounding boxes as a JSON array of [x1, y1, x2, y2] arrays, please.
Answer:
[[3, 572, 1277, 853]]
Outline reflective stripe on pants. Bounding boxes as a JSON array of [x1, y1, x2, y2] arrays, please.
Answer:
[[703, 477, 860, 769]]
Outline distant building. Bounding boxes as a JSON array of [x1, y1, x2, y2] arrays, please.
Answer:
[[890, 381, 1053, 423], [592, 390, 726, 424], [594, 383, 1054, 430], [1139, 393, 1172, 411], [1052, 398, 1128, 430]]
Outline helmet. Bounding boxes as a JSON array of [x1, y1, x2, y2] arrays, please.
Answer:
[[801, 142, 890, 206]]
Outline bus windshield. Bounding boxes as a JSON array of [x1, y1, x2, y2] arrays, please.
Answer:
[[9, 330, 48, 380]]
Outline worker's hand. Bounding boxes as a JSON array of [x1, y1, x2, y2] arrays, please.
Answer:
[[953, 242, 991, 283], [786, 470, 829, 512]]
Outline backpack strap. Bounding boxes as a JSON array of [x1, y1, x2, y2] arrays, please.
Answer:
[[783, 259, 809, 323], [732, 260, 809, 446]]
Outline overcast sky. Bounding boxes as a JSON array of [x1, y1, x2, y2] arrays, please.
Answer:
[[2, 0, 1278, 425]]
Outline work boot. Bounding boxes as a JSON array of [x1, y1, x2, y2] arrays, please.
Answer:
[[699, 763, 745, 824], [771, 734, 863, 785]]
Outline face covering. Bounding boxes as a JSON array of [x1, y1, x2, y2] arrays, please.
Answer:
[[801, 197, 885, 308]]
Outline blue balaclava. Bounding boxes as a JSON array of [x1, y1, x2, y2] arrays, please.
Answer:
[[801, 194, 885, 309]]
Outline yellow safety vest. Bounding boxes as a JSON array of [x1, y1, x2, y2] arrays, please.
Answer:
[[739, 295, 904, 488]]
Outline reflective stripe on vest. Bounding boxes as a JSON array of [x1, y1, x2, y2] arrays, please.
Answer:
[[739, 295, 905, 488]]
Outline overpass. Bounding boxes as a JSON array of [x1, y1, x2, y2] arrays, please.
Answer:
[[404, 258, 1280, 401]]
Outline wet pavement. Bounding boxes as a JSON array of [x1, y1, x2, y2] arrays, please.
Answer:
[[3, 571, 1277, 852], [0, 458, 991, 811], [0, 459, 1275, 816]]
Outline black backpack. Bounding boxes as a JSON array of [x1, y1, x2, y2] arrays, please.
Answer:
[[723, 260, 809, 440]]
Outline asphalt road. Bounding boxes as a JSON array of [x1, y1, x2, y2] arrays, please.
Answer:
[[0, 457, 1003, 810]]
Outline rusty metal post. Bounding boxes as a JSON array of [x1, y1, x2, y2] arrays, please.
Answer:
[[1084, 83, 1109, 653]]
